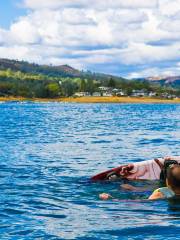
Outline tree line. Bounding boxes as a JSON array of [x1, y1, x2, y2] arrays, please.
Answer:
[[0, 69, 179, 98]]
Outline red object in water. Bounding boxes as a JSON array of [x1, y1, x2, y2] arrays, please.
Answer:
[[91, 157, 180, 182], [91, 165, 128, 181], [91, 158, 169, 181]]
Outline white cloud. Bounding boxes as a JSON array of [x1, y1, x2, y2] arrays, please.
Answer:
[[0, 45, 38, 61], [5, 7, 150, 48], [159, 0, 180, 16], [127, 66, 180, 79], [10, 18, 40, 44], [0, 0, 180, 77], [23, 0, 158, 10], [161, 20, 180, 32], [119, 42, 180, 65]]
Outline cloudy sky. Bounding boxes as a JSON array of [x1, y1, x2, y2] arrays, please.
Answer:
[[0, 0, 180, 78]]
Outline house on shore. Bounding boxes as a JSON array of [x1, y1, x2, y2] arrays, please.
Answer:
[[131, 89, 148, 97], [113, 89, 126, 96], [148, 91, 157, 97], [102, 92, 113, 97], [98, 86, 113, 97], [74, 92, 91, 97], [161, 93, 177, 99], [92, 92, 101, 97], [98, 86, 127, 97]]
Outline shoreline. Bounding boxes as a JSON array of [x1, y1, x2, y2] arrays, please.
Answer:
[[0, 96, 180, 103]]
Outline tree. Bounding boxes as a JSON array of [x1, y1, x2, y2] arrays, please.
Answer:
[[5, 68, 12, 78], [86, 79, 94, 95], [46, 83, 60, 98], [80, 79, 86, 91], [108, 78, 116, 88], [0, 83, 13, 96], [61, 80, 78, 96]]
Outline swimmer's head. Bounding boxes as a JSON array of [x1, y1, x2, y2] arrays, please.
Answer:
[[166, 164, 180, 191]]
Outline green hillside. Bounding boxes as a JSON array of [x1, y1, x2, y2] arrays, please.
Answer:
[[0, 58, 179, 98]]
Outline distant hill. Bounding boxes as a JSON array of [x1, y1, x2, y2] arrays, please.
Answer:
[[1, 58, 180, 90], [0, 58, 179, 98], [0, 58, 126, 82], [1, 58, 180, 88], [0, 58, 81, 78], [145, 76, 180, 88]]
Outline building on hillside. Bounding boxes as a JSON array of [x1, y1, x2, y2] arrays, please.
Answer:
[[98, 86, 111, 91]]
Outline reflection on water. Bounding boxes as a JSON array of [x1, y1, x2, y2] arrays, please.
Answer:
[[0, 102, 179, 239]]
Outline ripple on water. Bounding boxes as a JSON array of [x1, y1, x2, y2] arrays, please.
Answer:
[[0, 103, 179, 239]]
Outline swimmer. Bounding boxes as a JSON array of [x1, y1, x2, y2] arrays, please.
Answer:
[[99, 164, 180, 201], [149, 164, 180, 200], [99, 184, 148, 201]]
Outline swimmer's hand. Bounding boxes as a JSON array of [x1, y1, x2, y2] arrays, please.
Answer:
[[99, 193, 112, 200], [120, 164, 134, 176]]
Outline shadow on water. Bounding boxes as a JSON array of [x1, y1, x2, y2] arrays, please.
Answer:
[[168, 198, 180, 213]]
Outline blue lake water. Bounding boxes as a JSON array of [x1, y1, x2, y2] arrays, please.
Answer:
[[0, 102, 179, 239]]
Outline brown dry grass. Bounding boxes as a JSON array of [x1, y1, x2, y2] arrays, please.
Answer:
[[57, 96, 180, 104], [0, 96, 179, 103]]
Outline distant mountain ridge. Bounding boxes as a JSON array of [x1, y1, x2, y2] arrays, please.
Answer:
[[0, 58, 81, 78], [0, 58, 179, 99], [0, 58, 125, 82], [0, 58, 180, 88], [145, 76, 180, 87]]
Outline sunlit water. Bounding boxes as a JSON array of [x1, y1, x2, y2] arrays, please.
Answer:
[[0, 102, 179, 239]]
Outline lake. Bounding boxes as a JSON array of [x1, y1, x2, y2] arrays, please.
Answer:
[[0, 102, 179, 239]]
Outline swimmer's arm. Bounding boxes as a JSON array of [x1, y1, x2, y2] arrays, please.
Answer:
[[121, 184, 147, 192], [148, 190, 164, 200], [99, 193, 150, 202]]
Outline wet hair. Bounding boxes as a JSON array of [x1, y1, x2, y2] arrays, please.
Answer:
[[166, 165, 180, 190]]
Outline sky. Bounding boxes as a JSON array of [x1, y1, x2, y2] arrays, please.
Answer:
[[0, 0, 180, 78]]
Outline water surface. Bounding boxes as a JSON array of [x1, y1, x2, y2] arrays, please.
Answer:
[[0, 102, 179, 239]]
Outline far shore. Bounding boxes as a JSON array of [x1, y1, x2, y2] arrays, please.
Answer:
[[0, 96, 180, 104]]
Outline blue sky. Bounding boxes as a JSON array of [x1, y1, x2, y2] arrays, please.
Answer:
[[0, 0, 26, 28], [0, 0, 180, 78]]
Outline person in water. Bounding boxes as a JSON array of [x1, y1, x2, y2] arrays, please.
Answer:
[[99, 164, 180, 200], [149, 164, 180, 200]]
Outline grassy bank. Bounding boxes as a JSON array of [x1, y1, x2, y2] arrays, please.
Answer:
[[0, 96, 180, 103], [61, 96, 180, 103]]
